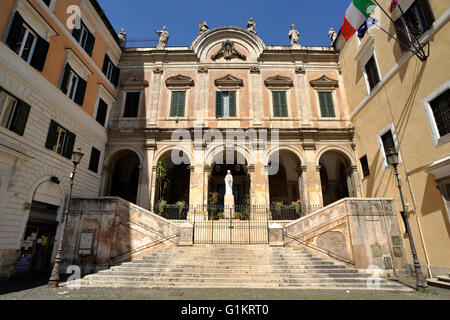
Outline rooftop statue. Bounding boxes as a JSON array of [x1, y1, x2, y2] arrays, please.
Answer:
[[289, 24, 300, 47], [154, 26, 169, 49], [118, 28, 126, 48], [247, 18, 257, 34], [198, 21, 209, 34], [328, 28, 337, 45]]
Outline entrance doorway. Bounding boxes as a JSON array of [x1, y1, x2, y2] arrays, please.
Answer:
[[16, 202, 58, 275], [109, 151, 140, 204]]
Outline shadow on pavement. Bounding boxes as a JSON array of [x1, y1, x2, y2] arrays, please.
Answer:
[[0, 273, 69, 295]]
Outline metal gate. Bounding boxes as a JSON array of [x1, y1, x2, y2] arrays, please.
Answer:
[[192, 205, 269, 245]]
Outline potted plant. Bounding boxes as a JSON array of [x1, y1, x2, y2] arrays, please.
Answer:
[[234, 212, 241, 220], [291, 200, 303, 216], [218, 212, 224, 220], [273, 201, 284, 215], [157, 200, 167, 215], [175, 201, 186, 217], [156, 160, 168, 201], [208, 192, 219, 218]]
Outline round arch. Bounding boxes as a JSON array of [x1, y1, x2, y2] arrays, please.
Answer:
[[315, 146, 356, 167], [104, 146, 144, 169], [205, 145, 251, 167], [265, 146, 306, 166], [153, 145, 193, 167]]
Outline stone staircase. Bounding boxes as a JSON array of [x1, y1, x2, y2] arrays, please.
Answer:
[[427, 274, 450, 290], [79, 245, 411, 291]]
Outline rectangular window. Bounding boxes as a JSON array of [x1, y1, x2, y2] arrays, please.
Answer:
[[42, 0, 51, 7], [72, 20, 95, 56], [365, 56, 380, 90], [429, 89, 450, 138], [123, 92, 141, 118], [60, 64, 87, 106], [45, 120, 76, 159], [102, 54, 120, 86], [318, 92, 336, 118], [360, 155, 370, 178], [95, 98, 108, 127], [381, 130, 396, 157], [88, 147, 101, 173], [0, 88, 31, 136], [5, 12, 49, 71], [170, 91, 186, 117], [272, 91, 288, 117], [216, 91, 236, 117], [394, 0, 434, 52]]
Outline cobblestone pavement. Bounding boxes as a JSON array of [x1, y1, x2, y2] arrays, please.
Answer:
[[0, 276, 449, 300]]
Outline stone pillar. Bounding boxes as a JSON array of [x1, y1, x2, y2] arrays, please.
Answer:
[[203, 165, 212, 207], [269, 223, 284, 247], [250, 67, 263, 126], [138, 141, 156, 210], [150, 165, 158, 210], [148, 67, 163, 126], [188, 145, 207, 221], [197, 67, 208, 123], [303, 142, 322, 206], [295, 65, 312, 125], [178, 222, 193, 246]]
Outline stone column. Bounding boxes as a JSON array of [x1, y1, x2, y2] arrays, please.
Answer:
[[295, 66, 312, 125], [203, 165, 212, 207], [188, 145, 207, 221], [303, 138, 323, 206], [148, 67, 163, 126], [197, 67, 208, 123], [150, 165, 158, 210], [250, 67, 263, 126], [137, 140, 156, 210]]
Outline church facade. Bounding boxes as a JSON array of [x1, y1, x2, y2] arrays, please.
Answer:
[[105, 26, 360, 216]]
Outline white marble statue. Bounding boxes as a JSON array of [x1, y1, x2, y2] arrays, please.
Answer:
[[118, 28, 126, 48], [198, 21, 209, 34], [247, 18, 257, 34], [289, 24, 300, 47], [328, 28, 337, 45], [225, 170, 233, 195], [154, 26, 169, 49]]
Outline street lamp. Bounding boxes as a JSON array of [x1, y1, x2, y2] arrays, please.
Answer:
[[48, 148, 84, 288], [386, 148, 427, 290]]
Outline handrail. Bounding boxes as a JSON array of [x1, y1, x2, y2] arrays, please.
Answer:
[[284, 232, 354, 265], [111, 232, 180, 263]]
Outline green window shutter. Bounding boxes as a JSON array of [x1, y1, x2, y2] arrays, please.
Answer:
[[170, 91, 185, 117], [6, 12, 24, 52], [60, 64, 71, 94], [74, 77, 87, 106], [11, 101, 30, 136], [45, 120, 59, 150], [279, 91, 288, 117], [272, 92, 280, 117], [216, 91, 223, 117], [229, 91, 236, 117], [325, 92, 335, 117], [85, 32, 95, 56], [30, 37, 49, 72]]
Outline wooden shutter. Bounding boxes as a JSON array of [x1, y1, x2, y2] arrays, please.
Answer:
[[74, 77, 87, 106], [30, 37, 49, 71], [272, 92, 280, 117], [124, 92, 140, 117], [325, 92, 335, 117], [45, 120, 59, 150], [279, 91, 288, 117], [170, 92, 178, 117], [60, 64, 71, 94], [85, 32, 95, 56], [72, 23, 81, 42], [6, 12, 24, 52], [63, 131, 76, 159], [102, 54, 110, 74], [418, 0, 435, 30], [88, 147, 101, 173], [11, 101, 30, 136], [216, 91, 223, 117], [229, 91, 236, 117], [112, 66, 120, 86], [170, 92, 186, 117], [96, 99, 108, 126]]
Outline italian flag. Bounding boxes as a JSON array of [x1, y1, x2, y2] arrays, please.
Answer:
[[341, 0, 377, 40]]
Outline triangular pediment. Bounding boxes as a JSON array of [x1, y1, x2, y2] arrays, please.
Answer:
[[165, 74, 194, 87], [264, 75, 293, 87], [309, 75, 339, 88], [215, 74, 244, 87], [121, 75, 149, 88]]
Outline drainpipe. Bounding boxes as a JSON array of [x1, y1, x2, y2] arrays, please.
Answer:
[[406, 172, 432, 278]]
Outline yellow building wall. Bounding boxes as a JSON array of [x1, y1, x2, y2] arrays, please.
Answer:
[[339, 0, 450, 274]]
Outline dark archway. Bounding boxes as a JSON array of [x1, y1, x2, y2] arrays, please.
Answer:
[[109, 151, 140, 204], [154, 150, 191, 205], [319, 151, 353, 206], [268, 151, 302, 204], [209, 151, 250, 206]]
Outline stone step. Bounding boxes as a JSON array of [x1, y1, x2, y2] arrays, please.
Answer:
[[79, 280, 408, 291], [427, 278, 450, 290], [122, 262, 340, 269], [107, 267, 359, 274], [437, 275, 450, 283], [140, 257, 323, 264]]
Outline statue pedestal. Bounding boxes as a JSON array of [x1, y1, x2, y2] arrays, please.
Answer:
[[224, 194, 235, 219]]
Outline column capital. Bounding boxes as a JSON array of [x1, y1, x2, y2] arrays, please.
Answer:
[[316, 165, 322, 172]]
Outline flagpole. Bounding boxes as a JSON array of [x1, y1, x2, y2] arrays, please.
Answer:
[[371, 0, 427, 61], [397, 4, 427, 57]]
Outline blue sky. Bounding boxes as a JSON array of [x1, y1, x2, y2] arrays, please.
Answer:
[[97, 0, 350, 47]]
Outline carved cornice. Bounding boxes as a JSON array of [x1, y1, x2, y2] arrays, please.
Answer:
[[264, 75, 293, 87], [165, 74, 194, 87], [250, 66, 260, 74], [214, 74, 244, 87], [198, 66, 208, 74], [295, 66, 305, 74], [153, 67, 164, 74], [309, 75, 339, 89]]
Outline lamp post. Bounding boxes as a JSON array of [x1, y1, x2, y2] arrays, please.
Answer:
[[48, 148, 84, 288], [386, 148, 426, 290]]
